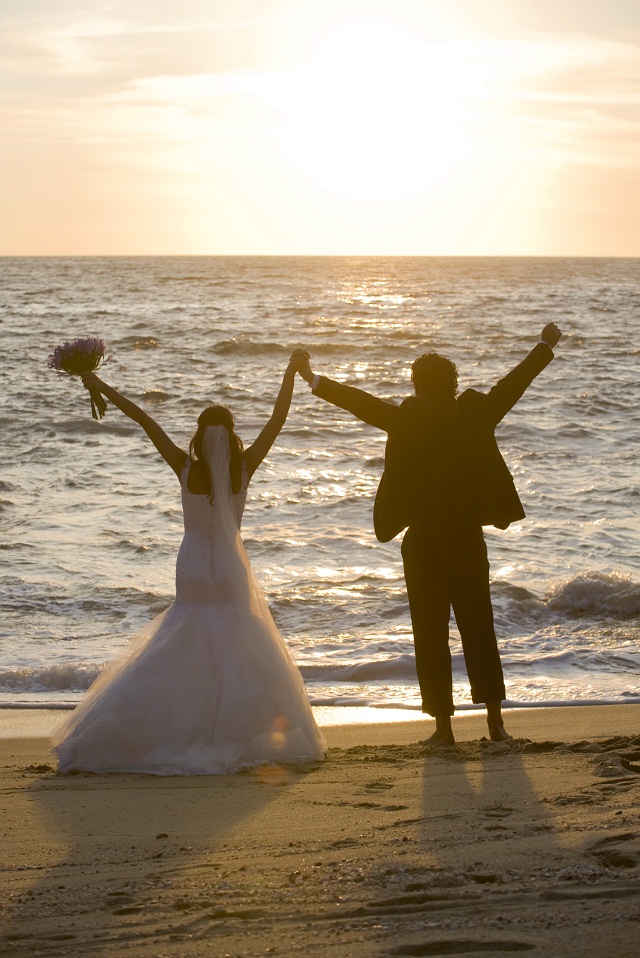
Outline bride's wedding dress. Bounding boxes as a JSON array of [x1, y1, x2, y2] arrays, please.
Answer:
[[52, 426, 325, 774]]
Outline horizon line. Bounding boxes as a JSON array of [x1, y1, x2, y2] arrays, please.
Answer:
[[2, 253, 639, 260]]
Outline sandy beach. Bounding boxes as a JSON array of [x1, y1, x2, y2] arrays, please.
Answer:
[[1, 705, 639, 957]]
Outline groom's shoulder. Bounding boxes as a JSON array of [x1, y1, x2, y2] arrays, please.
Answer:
[[457, 387, 487, 409], [456, 389, 497, 429], [397, 395, 427, 419]]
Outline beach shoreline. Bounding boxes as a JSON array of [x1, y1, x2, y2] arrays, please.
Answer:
[[1, 700, 640, 742], [1, 703, 639, 956]]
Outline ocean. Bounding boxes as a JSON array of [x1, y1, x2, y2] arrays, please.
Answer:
[[1, 256, 638, 716]]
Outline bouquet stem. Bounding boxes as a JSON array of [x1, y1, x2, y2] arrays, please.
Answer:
[[89, 388, 108, 420]]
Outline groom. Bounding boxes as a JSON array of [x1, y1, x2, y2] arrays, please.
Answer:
[[299, 324, 562, 744]]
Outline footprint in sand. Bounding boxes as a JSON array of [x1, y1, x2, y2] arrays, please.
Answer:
[[588, 831, 640, 870], [481, 804, 513, 819], [390, 939, 535, 954], [327, 837, 361, 849]]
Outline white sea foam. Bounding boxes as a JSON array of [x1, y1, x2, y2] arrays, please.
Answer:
[[0, 664, 102, 693], [547, 571, 640, 619]]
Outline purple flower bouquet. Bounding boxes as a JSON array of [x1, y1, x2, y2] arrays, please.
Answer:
[[47, 337, 111, 419]]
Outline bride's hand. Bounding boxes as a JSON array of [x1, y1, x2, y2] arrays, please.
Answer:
[[81, 371, 102, 390], [288, 348, 311, 372]]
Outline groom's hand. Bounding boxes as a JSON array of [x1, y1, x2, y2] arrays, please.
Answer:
[[288, 348, 310, 372], [540, 323, 562, 348], [298, 357, 315, 384]]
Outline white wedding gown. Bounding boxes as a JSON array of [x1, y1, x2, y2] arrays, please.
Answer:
[[52, 426, 325, 775]]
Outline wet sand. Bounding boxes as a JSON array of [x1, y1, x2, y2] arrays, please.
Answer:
[[1, 704, 639, 957]]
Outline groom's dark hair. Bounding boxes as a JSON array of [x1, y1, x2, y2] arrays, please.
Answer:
[[411, 353, 458, 401]]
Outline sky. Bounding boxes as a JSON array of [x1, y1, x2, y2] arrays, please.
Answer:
[[2, 0, 640, 255]]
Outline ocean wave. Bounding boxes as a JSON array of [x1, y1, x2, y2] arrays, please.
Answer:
[[491, 572, 640, 626], [302, 654, 418, 682], [213, 339, 289, 356], [52, 419, 132, 436], [307, 693, 417, 708], [0, 664, 102, 693], [547, 571, 640, 620], [0, 581, 170, 618], [157, 275, 217, 284], [1, 646, 637, 700], [213, 338, 355, 356], [119, 335, 160, 349], [21, 288, 64, 297], [502, 647, 640, 673], [493, 582, 540, 603], [302, 645, 639, 683], [142, 390, 173, 402], [305, 693, 640, 709]]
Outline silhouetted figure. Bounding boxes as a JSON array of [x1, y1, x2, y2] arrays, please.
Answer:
[[52, 350, 324, 774], [300, 324, 562, 743]]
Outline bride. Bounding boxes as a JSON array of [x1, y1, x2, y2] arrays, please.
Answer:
[[52, 350, 325, 775]]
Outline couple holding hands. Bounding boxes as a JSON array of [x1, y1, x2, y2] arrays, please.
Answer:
[[53, 323, 562, 775]]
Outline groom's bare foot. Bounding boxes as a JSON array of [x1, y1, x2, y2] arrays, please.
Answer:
[[486, 701, 512, 742], [424, 716, 455, 746], [425, 728, 456, 746], [487, 720, 513, 742]]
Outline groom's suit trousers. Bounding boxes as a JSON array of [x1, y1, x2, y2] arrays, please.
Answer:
[[401, 521, 505, 716]]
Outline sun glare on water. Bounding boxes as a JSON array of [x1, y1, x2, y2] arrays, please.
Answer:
[[263, 20, 489, 201]]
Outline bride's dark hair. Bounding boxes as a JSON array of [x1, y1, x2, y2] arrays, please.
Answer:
[[189, 405, 244, 494]]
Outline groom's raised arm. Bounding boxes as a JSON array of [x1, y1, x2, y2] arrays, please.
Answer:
[[478, 323, 562, 426], [299, 360, 400, 432]]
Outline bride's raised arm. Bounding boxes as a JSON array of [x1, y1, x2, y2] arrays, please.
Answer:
[[81, 371, 187, 476], [242, 349, 309, 478]]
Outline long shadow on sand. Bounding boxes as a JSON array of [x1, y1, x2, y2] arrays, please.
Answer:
[[2, 758, 318, 956], [388, 736, 640, 957]]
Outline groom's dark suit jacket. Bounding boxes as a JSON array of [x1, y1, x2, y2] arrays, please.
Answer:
[[313, 343, 554, 542]]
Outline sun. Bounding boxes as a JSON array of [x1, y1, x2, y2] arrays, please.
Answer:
[[263, 19, 486, 201]]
